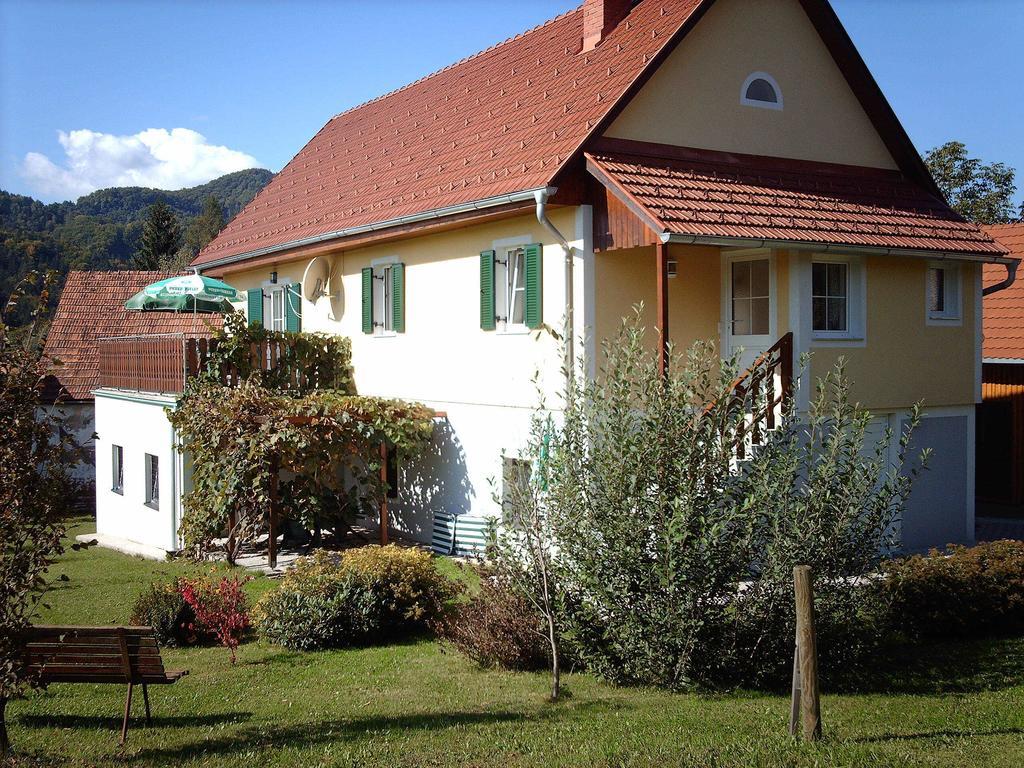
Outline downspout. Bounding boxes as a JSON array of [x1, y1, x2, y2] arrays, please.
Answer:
[[534, 187, 575, 381], [983, 259, 1019, 296]]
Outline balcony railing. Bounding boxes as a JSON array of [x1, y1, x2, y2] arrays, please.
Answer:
[[98, 334, 344, 395], [98, 334, 191, 394]]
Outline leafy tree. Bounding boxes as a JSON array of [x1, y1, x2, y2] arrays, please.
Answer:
[[502, 316, 923, 691], [135, 199, 181, 270], [175, 194, 227, 268], [924, 141, 1020, 224], [0, 272, 80, 755]]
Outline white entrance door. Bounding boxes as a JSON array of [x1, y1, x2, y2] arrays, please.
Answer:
[[723, 252, 776, 370]]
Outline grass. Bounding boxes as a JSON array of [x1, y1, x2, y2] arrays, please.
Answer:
[[6, 518, 1024, 767]]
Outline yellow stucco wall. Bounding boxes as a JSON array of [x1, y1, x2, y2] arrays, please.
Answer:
[[592, 245, 977, 411], [593, 244, 721, 362], [604, 0, 897, 170], [810, 258, 978, 410]]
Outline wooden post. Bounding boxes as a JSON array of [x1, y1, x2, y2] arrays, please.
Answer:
[[655, 242, 670, 379], [793, 565, 822, 741], [379, 441, 389, 545], [268, 453, 279, 570]]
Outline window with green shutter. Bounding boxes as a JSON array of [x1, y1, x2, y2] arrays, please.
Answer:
[[391, 263, 405, 333], [247, 288, 263, 327], [361, 267, 373, 334], [523, 243, 542, 329], [285, 283, 301, 332], [480, 249, 496, 330]]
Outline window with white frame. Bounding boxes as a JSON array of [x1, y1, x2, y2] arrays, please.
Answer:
[[265, 285, 286, 331], [812, 262, 848, 333], [144, 453, 159, 508], [741, 72, 783, 110], [495, 246, 527, 329], [373, 263, 394, 334], [809, 256, 865, 342], [926, 263, 961, 323], [112, 444, 123, 494]]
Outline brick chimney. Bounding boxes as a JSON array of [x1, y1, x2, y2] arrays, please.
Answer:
[[582, 0, 632, 52]]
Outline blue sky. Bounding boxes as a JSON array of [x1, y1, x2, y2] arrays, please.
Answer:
[[1, 0, 1021, 205]]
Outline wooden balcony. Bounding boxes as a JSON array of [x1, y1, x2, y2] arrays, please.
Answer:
[[97, 334, 345, 395]]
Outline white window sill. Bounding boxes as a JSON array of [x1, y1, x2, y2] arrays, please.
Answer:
[[926, 314, 962, 327], [810, 331, 865, 347], [372, 330, 398, 338], [497, 324, 531, 336]]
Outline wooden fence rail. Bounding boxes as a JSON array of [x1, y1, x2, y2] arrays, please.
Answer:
[[98, 334, 337, 394]]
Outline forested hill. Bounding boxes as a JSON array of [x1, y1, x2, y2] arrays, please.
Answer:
[[0, 168, 273, 322]]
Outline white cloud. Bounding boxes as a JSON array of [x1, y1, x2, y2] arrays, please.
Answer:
[[19, 128, 260, 200]]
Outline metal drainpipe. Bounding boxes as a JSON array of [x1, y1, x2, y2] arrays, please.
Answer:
[[534, 188, 574, 381], [983, 259, 1019, 296]]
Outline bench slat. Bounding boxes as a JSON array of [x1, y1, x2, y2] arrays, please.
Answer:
[[25, 637, 158, 649]]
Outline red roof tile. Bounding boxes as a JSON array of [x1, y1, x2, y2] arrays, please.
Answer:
[[194, 0, 705, 267], [983, 223, 1024, 360], [585, 146, 1006, 256], [41, 271, 223, 402]]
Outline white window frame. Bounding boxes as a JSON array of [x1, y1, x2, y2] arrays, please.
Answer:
[[740, 71, 783, 111], [492, 234, 532, 335], [809, 254, 866, 345], [925, 262, 962, 326], [112, 444, 124, 495], [371, 255, 400, 337], [261, 281, 287, 332], [144, 453, 159, 509]]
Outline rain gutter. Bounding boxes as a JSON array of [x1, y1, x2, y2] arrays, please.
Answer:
[[195, 187, 554, 273]]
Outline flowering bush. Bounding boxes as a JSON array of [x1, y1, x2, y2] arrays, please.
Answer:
[[179, 574, 251, 662]]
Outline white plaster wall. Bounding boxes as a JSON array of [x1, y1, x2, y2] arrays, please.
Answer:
[[223, 207, 591, 542], [94, 390, 183, 553]]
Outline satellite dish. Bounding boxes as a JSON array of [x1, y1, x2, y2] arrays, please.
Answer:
[[302, 256, 332, 302]]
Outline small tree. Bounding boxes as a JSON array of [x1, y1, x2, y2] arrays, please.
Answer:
[[135, 199, 181, 270], [491, 409, 563, 700], [0, 273, 75, 756]]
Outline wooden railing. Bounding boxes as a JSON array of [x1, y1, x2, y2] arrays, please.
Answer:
[[98, 335, 189, 394], [717, 332, 794, 460], [98, 334, 340, 394]]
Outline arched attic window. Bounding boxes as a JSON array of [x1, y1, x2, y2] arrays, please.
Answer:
[[741, 72, 783, 110]]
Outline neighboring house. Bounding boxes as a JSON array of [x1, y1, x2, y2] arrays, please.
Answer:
[[978, 223, 1024, 509], [98, 0, 1012, 557], [40, 271, 221, 551]]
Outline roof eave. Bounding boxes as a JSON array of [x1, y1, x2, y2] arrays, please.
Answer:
[[660, 232, 1015, 264], [194, 186, 557, 272]]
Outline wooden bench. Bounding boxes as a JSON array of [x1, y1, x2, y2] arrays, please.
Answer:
[[23, 626, 188, 744]]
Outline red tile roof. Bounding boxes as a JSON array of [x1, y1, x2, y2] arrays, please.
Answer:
[[983, 223, 1024, 360], [41, 271, 223, 402], [194, 0, 706, 267], [585, 145, 1007, 256]]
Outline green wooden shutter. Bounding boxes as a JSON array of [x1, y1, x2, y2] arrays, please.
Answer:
[[391, 263, 405, 333], [524, 243, 543, 329], [361, 267, 374, 334], [285, 283, 301, 332], [247, 288, 263, 327], [480, 250, 496, 331]]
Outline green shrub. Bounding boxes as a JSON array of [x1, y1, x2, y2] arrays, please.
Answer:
[[434, 574, 548, 671], [129, 582, 195, 647], [880, 539, 1024, 639], [254, 547, 454, 650]]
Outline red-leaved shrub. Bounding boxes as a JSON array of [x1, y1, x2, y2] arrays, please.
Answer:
[[179, 574, 251, 662]]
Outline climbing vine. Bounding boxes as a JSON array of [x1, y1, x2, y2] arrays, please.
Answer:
[[169, 320, 434, 561]]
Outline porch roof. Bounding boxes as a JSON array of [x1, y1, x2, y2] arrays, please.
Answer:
[[585, 141, 1008, 260]]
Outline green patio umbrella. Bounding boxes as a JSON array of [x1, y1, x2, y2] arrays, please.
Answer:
[[124, 274, 243, 313]]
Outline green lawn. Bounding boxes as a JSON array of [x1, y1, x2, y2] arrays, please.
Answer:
[[7, 519, 1024, 767]]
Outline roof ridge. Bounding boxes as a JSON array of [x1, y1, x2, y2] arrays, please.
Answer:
[[327, 4, 582, 123]]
